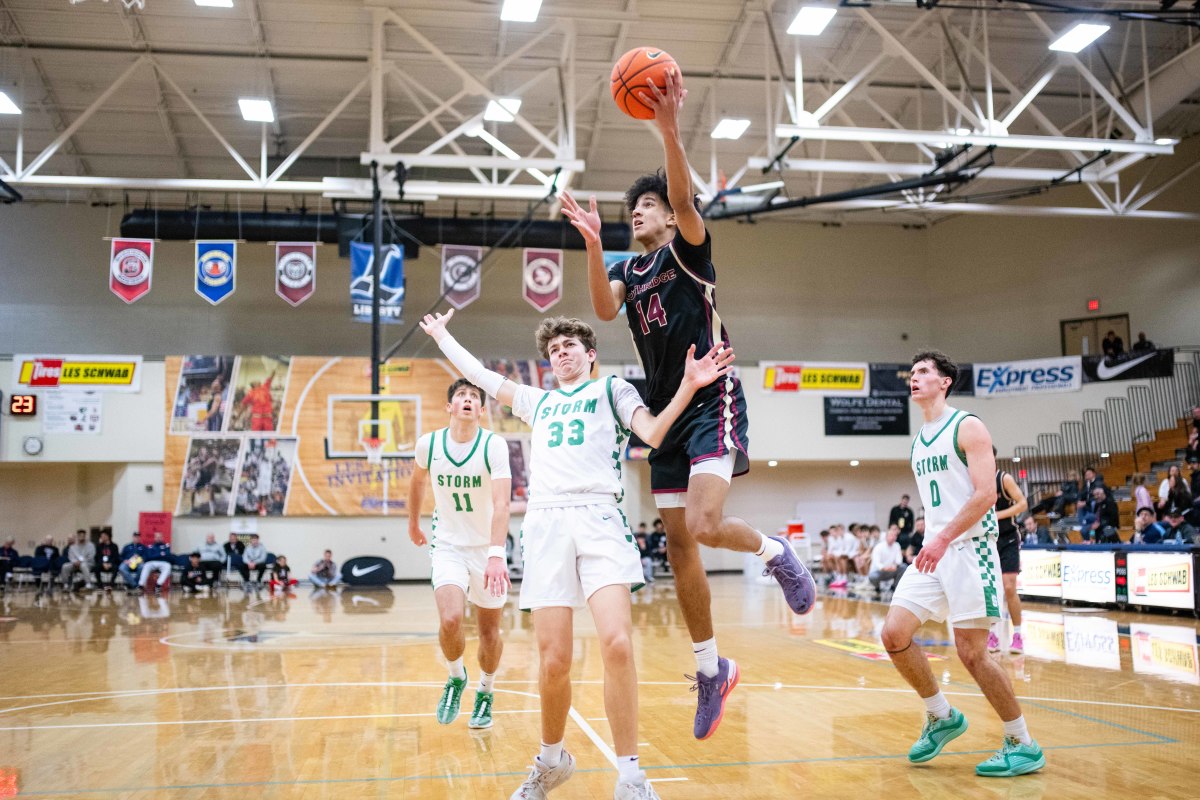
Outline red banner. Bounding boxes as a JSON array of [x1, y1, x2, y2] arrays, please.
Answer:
[[275, 242, 316, 306], [109, 238, 153, 304], [441, 245, 482, 310], [522, 248, 562, 311], [138, 511, 173, 546]]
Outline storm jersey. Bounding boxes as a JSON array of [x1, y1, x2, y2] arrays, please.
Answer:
[[415, 427, 510, 547], [910, 407, 998, 544], [511, 376, 644, 508], [608, 229, 737, 411]]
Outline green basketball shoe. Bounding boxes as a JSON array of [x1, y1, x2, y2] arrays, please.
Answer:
[[437, 671, 468, 725], [468, 691, 494, 729], [907, 708, 969, 763], [975, 737, 1046, 777]]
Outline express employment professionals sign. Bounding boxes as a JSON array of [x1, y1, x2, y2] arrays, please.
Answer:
[[973, 356, 1081, 397]]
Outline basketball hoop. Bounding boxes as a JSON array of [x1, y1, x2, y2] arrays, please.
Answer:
[[70, 0, 147, 10], [362, 437, 384, 465]]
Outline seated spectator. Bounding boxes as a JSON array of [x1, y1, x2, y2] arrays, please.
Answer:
[[649, 518, 668, 575], [223, 532, 245, 570], [635, 532, 655, 585], [1161, 506, 1196, 544], [1190, 459, 1200, 525], [34, 536, 61, 588], [1131, 332, 1155, 353], [118, 532, 147, 591], [868, 525, 906, 597], [1080, 486, 1118, 543], [854, 525, 881, 580], [818, 529, 836, 575], [1081, 467, 1106, 502], [268, 555, 298, 593], [0, 538, 18, 591], [138, 532, 174, 595], [1157, 465, 1187, 517], [240, 534, 268, 589], [60, 530, 96, 592], [181, 553, 212, 594], [1133, 507, 1169, 544], [1021, 516, 1052, 545], [830, 525, 861, 589], [310, 550, 340, 588], [905, 517, 925, 563], [94, 531, 120, 591], [197, 533, 225, 583], [1186, 429, 1199, 468], [1102, 330, 1125, 359]]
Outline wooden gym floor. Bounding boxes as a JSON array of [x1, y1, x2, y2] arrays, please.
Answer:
[[0, 575, 1196, 799]]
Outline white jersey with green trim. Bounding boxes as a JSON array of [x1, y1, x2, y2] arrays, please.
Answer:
[[415, 427, 510, 547], [511, 375, 645, 508], [910, 406, 998, 544]]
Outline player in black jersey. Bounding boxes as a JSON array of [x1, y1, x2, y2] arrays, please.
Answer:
[[990, 448, 1028, 655], [561, 65, 815, 741]]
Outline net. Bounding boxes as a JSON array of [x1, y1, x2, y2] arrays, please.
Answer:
[[362, 437, 384, 465]]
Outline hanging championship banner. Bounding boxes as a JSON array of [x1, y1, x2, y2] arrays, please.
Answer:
[[523, 248, 563, 311], [275, 242, 316, 306], [109, 238, 153, 304], [349, 242, 405, 324], [195, 240, 237, 305], [441, 245, 483, 310]]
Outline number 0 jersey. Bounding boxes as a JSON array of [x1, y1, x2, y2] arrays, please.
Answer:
[[910, 407, 998, 544], [415, 427, 510, 547]]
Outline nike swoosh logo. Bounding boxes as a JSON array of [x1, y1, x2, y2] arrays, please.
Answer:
[[1095, 352, 1156, 380], [351, 595, 380, 606], [350, 564, 383, 577]]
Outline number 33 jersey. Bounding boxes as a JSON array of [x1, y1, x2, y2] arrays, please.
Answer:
[[910, 407, 998, 544], [415, 428, 511, 547], [511, 376, 645, 508]]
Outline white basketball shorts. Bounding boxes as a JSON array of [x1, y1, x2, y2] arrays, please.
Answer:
[[430, 541, 508, 610], [891, 535, 1002, 628]]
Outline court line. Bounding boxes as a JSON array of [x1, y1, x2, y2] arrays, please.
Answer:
[[0, 709, 540, 733]]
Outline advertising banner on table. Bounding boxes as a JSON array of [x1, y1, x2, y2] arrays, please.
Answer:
[[350, 242, 405, 323], [194, 240, 237, 305], [13, 355, 142, 393], [523, 248, 563, 311], [762, 362, 869, 396], [275, 243, 316, 306], [1017, 549, 1062, 598], [109, 238, 153, 304], [1063, 614, 1121, 671], [824, 397, 909, 435], [440, 245, 483, 310], [973, 356, 1081, 397], [1131, 622, 1199, 685], [1018, 611, 1065, 662], [1128, 551, 1195, 610], [43, 391, 102, 434], [1082, 348, 1175, 384], [1060, 550, 1117, 603]]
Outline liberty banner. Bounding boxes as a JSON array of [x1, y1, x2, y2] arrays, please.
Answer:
[[440, 245, 482, 310], [350, 242, 405, 324], [523, 248, 563, 311], [109, 238, 153, 304], [194, 241, 237, 305], [275, 242, 316, 306]]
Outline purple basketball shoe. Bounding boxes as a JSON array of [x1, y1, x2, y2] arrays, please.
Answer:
[[762, 535, 816, 614]]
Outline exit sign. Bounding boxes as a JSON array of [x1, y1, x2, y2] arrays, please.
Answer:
[[1087, 298, 1100, 312]]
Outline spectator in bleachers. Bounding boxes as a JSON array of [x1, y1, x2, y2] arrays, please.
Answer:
[[1161, 505, 1196, 544], [239, 534, 268, 589], [1133, 507, 1169, 544], [310, 550, 340, 588], [867, 525, 905, 597], [854, 525, 880, 581], [117, 532, 146, 591], [1133, 475, 1154, 515], [1080, 486, 1119, 543], [905, 517, 925, 563], [94, 531, 120, 591], [138, 532, 174, 595], [1081, 467, 1106, 501], [1192, 405, 1200, 436], [1158, 465, 1191, 518], [1101, 330, 1125, 359], [888, 495, 915, 540], [197, 533, 225, 584], [60, 530, 96, 591], [818, 529, 835, 575], [649, 518, 668, 574], [635, 530, 655, 585], [1021, 516, 1052, 545], [1131, 332, 1155, 353], [0, 538, 17, 591], [181, 553, 212, 594], [1186, 429, 1199, 467], [830, 525, 860, 589], [224, 533, 245, 560], [35, 536, 60, 565]]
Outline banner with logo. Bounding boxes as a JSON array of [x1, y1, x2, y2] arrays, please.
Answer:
[[350, 242, 405, 324], [1061, 550, 1116, 603], [440, 245, 483, 310], [762, 362, 869, 396], [523, 248, 563, 311], [1021, 612, 1066, 662], [195, 240, 237, 305], [1131, 622, 1199, 685], [275, 242, 316, 307], [13, 355, 143, 393], [973, 355, 1081, 397], [1082, 348, 1175, 384], [109, 238, 153, 304], [1016, 549, 1062, 599], [1128, 551, 1195, 610]]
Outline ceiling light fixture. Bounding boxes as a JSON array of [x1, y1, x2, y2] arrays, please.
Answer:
[[849, 460, 860, 467], [484, 98, 522, 122], [500, 0, 543, 22], [238, 98, 274, 122], [768, 460, 779, 467], [195, 0, 235, 8], [1049, 23, 1109, 53], [711, 118, 751, 140], [0, 91, 20, 115], [787, 7, 837, 36]]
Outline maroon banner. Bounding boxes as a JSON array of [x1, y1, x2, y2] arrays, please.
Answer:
[[138, 511, 173, 545], [109, 238, 153, 304], [522, 248, 562, 311], [441, 245, 482, 310], [275, 242, 316, 306]]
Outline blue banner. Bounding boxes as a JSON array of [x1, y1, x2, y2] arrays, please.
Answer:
[[195, 241, 236, 306], [350, 242, 405, 324]]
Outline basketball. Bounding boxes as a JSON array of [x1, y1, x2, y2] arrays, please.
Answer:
[[611, 46, 679, 120]]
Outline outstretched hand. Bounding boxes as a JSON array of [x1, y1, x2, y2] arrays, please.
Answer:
[[682, 343, 735, 392], [559, 190, 602, 245], [639, 66, 687, 132], [419, 309, 456, 343]]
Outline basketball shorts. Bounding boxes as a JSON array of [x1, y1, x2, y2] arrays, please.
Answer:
[[996, 534, 1021, 574], [430, 541, 508, 610], [650, 382, 750, 504], [518, 503, 644, 611], [891, 536, 1002, 628]]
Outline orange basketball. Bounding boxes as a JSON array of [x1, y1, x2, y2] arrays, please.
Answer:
[[611, 47, 679, 120]]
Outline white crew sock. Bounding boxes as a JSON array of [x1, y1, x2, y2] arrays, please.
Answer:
[[922, 691, 952, 720], [1012, 625, 1023, 636], [478, 671, 496, 694], [616, 754, 641, 784], [448, 657, 466, 680], [538, 741, 563, 768], [1003, 715, 1032, 745], [693, 637, 719, 679], [755, 533, 785, 563]]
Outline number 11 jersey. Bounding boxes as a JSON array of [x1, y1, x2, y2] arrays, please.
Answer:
[[415, 427, 510, 547]]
